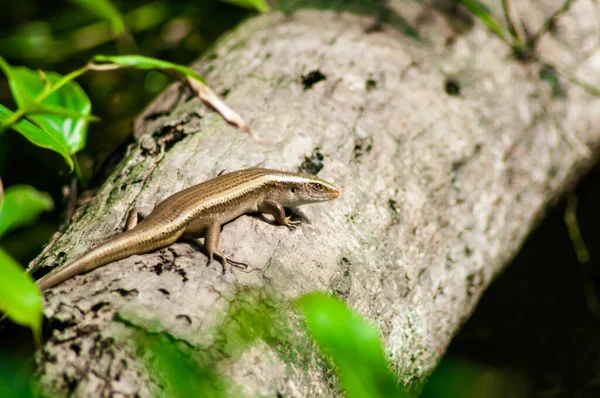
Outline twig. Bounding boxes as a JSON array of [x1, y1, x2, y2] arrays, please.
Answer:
[[529, 0, 578, 48], [501, 0, 527, 45], [63, 178, 79, 222], [534, 70, 591, 158], [564, 192, 600, 320]]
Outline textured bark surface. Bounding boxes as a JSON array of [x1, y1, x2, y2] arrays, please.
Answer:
[[30, 1, 600, 396]]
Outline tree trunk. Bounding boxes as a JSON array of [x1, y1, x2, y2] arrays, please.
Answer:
[[30, 1, 600, 396]]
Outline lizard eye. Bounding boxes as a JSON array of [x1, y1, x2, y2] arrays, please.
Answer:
[[291, 187, 296, 193], [313, 183, 323, 191]]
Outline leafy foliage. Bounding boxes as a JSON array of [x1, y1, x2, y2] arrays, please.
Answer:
[[0, 57, 93, 142], [0, 248, 42, 343], [136, 334, 228, 398], [69, 0, 125, 35], [457, 0, 514, 44], [220, 0, 270, 12], [0, 52, 252, 177], [297, 293, 411, 398], [0, 57, 93, 170], [130, 290, 414, 397], [0, 185, 54, 238], [91, 54, 200, 78], [0, 184, 50, 341], [0, 105, 74, 170], [0, 353, 35, 398]]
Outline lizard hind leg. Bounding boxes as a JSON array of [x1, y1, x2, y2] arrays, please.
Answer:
[[125, 208, 148, 231], [204, 222, 248, 273]]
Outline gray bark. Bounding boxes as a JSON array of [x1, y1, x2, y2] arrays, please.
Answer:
[[30, 1, 600, 396]]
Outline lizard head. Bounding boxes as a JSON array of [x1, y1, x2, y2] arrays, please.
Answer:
[[270, 172, 340, 207]]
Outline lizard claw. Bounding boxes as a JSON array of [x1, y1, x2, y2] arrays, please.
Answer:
[[227, 257, 248, 270], [285, 217, 301, 230], [209, 250, 248, 273]]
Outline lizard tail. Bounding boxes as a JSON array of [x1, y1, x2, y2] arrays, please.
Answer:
[[36, 226, 184, 291]]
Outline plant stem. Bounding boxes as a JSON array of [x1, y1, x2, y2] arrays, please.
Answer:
[[529, 0, 577, 48], [501, 0, 526, 45], [0, 65, 90, 133], [72, 154, 87, 189]]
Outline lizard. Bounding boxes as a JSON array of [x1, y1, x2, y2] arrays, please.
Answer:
[[36, 168, 340, 290]]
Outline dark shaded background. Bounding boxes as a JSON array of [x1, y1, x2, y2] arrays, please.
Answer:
[[424, 165, 600, 398]]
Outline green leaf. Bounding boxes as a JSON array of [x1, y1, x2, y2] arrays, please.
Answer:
[[0, 247, 42, 342], [69, 0, 125, 35], [92, 54, 199, 79], [297, 293, 411, 398], [136, 333, 227, 398], [0, 353, 35, 398], [458, 0, 515, 44], [28, 103, 99, 121], [539, 63, 566, 98], [219, 0, 270, 12], [0, 105, 74, 170], [421, 357, 495, 398], [0, 56, 91, 153], [0, 185, 54, 238]]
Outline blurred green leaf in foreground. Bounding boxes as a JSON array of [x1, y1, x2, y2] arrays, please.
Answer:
[[297, 292, 411, 398], [0, 248, 42, 343], [0, 353, 35, 398], [0, 185, 53, 237], [0, 184, 52, 342], [135, 333, 228, 398]]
